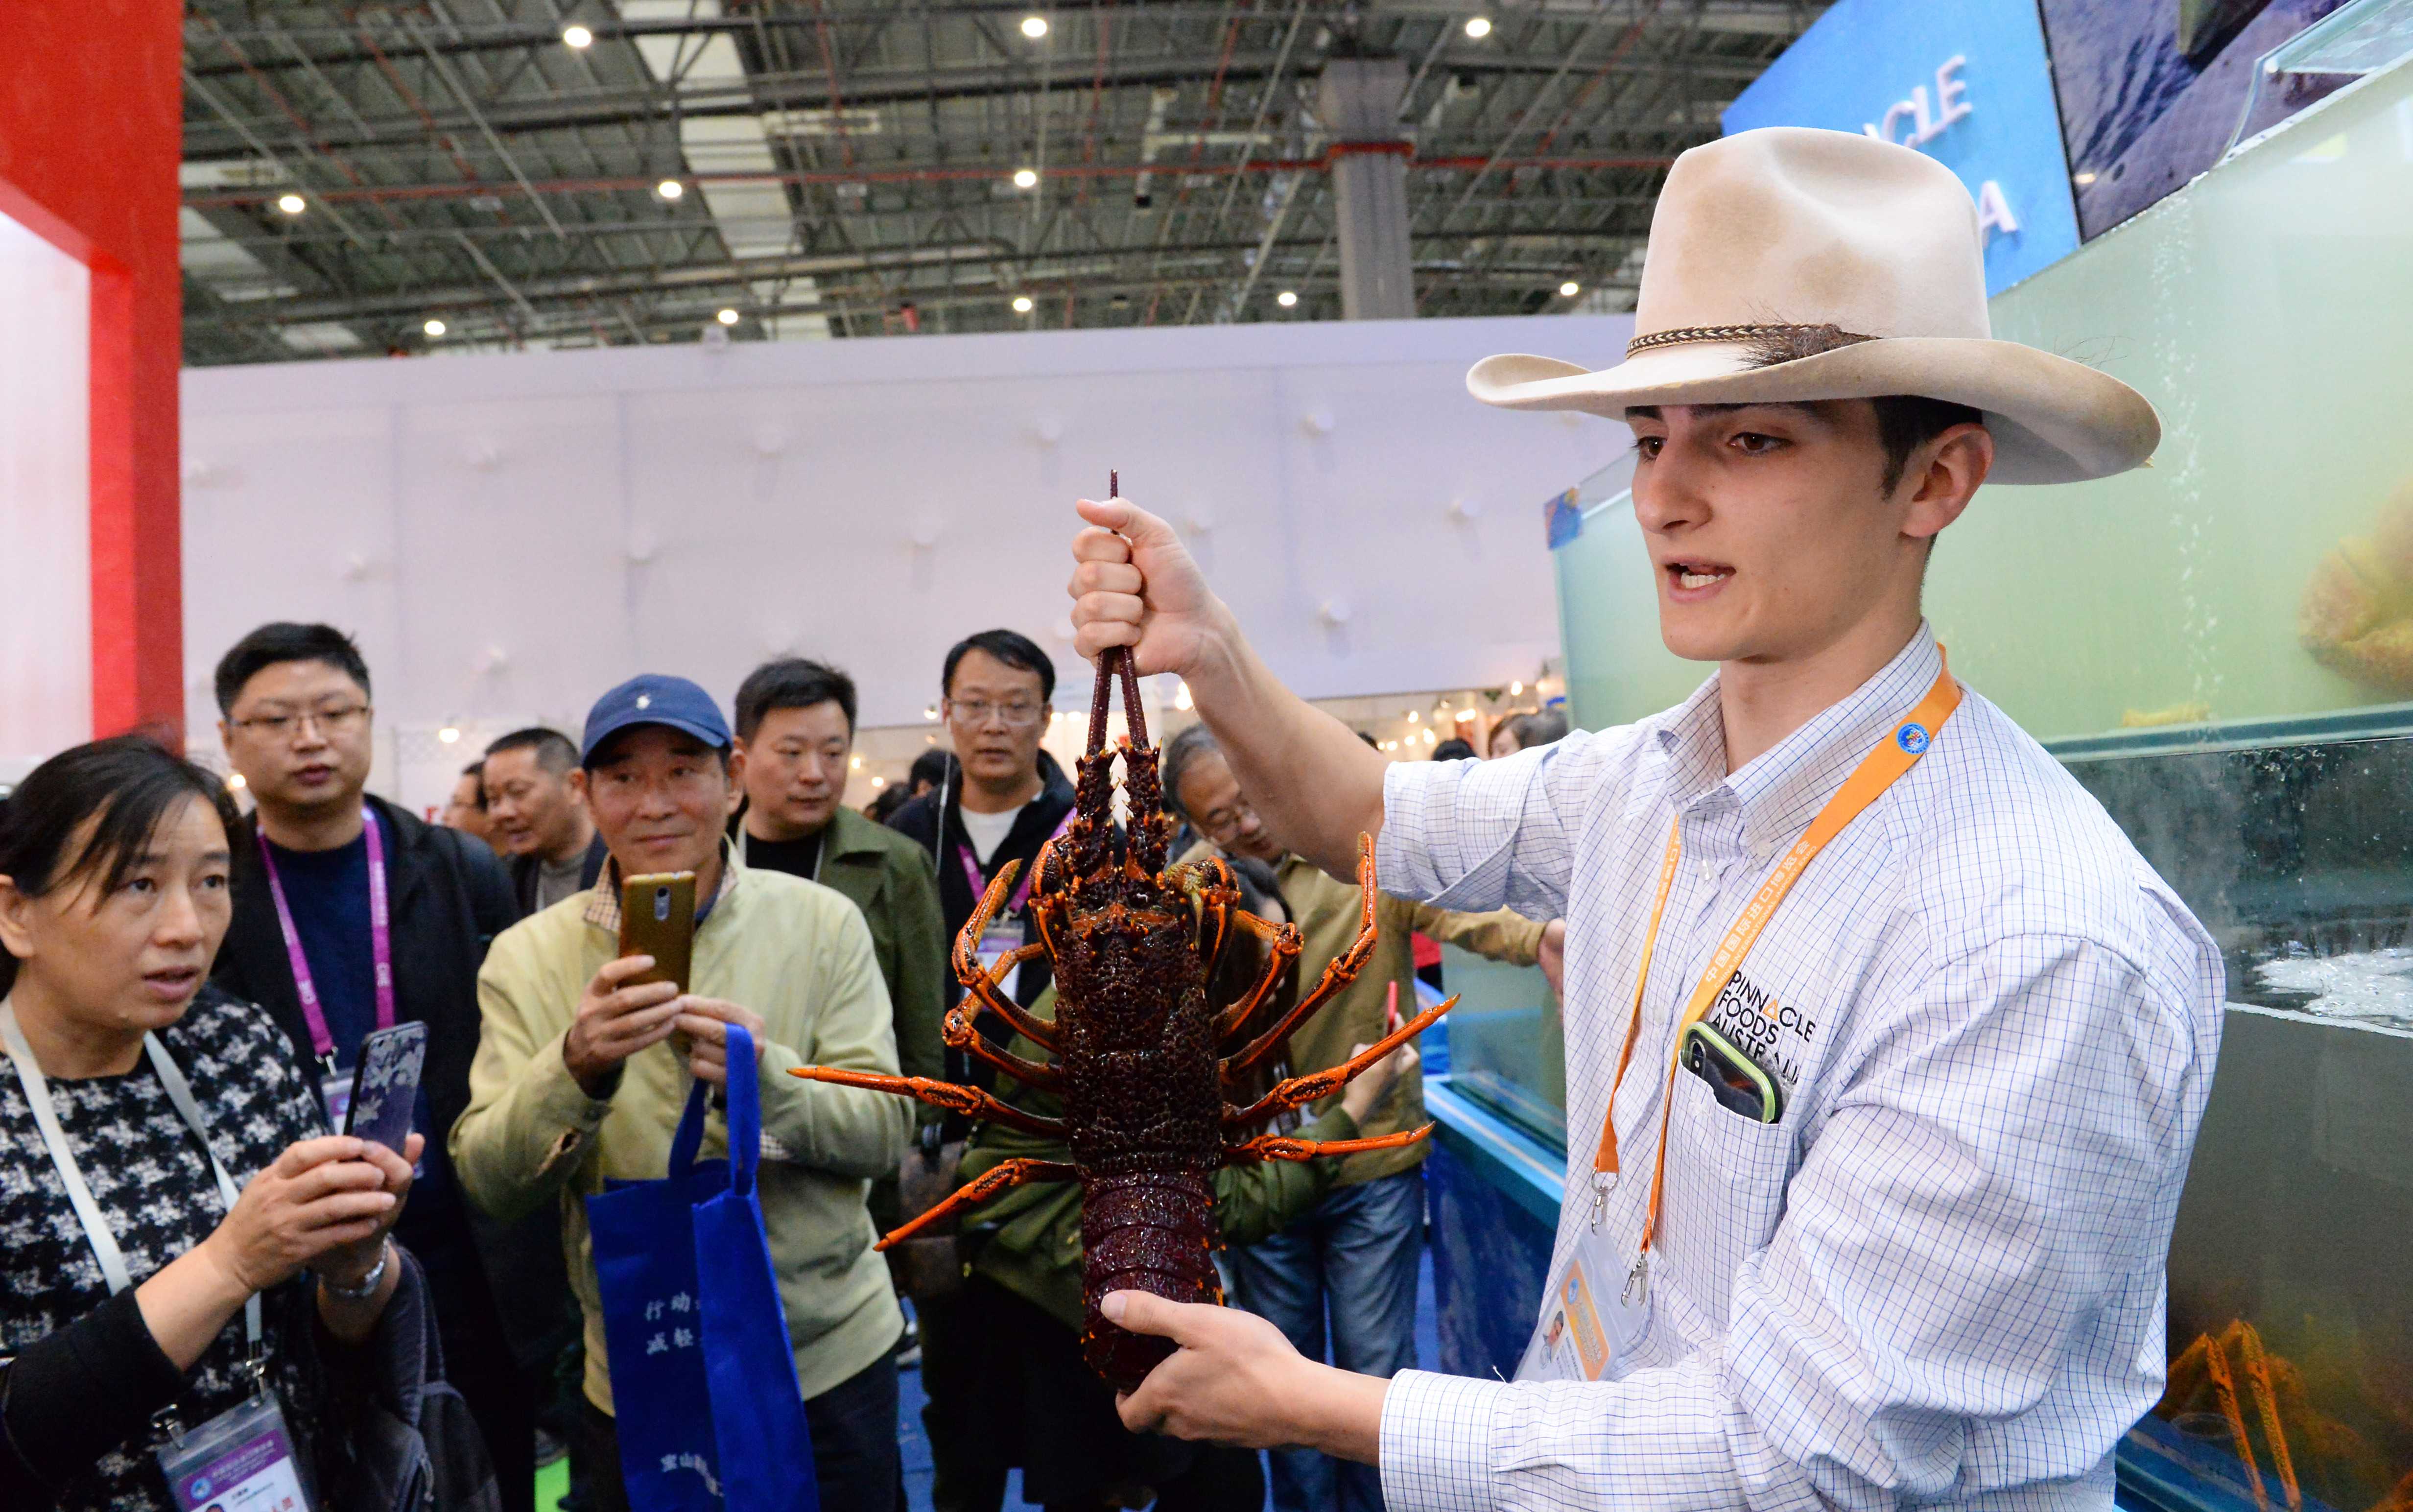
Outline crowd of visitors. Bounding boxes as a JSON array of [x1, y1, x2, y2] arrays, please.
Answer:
[[0, 616, 1565, 1512]]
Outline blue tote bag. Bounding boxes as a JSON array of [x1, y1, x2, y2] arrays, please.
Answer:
[[588, 1025, 819, 1512]]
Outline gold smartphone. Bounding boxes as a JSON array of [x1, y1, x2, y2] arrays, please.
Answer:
[[618, 871, 696, 996]]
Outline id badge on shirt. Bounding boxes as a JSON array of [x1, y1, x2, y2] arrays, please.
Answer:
[[974, 920, 1025, 1002], [155, 1392, 314, 1512], [1517, 1235, 1652, 1384]]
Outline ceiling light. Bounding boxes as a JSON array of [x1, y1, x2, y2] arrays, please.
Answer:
[[561, 23, 593, 48], [276, 192, 307, 216], [871, 775, 887, 789], [1465, 16, 1493, 38], [1012, 167, 1040, 189], [1422, 727, 1438, 745], [1560, 280, 1581, 297], [1020, 15, 1049, 38], [656, 178, 684, 200], [1406, 709, 1420, 723], [1012, 294, 1035, 314], [1509, 679, 1523, 696], [716, 307, 739, 326], [423, 317, 447, 337], [228, 772, 248, 790], [850, 755, 863, 769], [1276, 290, 1298, 308], [437, 726, 461, 744], [924, 704, 940, 721]]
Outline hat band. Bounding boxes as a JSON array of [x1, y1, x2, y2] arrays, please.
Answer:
[[1625, 322, 1873, 358]]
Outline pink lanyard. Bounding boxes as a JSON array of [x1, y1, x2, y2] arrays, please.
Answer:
[[257, 805, 396, 1065], [954, 812, 1072, 919]]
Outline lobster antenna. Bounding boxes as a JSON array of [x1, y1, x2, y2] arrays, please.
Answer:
[[1088, 469, 1145, 753]]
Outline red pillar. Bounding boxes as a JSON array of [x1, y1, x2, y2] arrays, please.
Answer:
[[0, 1, 186, 744]]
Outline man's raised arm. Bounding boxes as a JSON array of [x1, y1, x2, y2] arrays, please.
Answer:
[[1068, 494, 1388, 879]]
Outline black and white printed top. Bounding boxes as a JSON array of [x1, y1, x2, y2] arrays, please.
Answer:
[[0, 987, 331, 1512]]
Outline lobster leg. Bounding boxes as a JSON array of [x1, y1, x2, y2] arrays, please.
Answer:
[[872, 1158, 1079, 1252], [1212, 908, 1304, 1041], [944, 1002, 1066, 1091], [787, 1066, 1065, 1140], [1223, 993, 1456, 1127], [1220, 835, 1381, 1079], [1166, 857, 1242, 978], [959, 943, 1063, 1054], [1223, 1126, 1433, 1163]]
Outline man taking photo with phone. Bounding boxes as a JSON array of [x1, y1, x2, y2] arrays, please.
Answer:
[[1065, 129, 2224, 1512], [451, 674, 913, 1512]]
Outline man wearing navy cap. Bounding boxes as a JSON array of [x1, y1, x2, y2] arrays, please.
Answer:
[[453, 674, 915, 1512]]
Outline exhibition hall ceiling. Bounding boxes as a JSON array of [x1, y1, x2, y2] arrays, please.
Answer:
[[178, 0, 1823, 363]]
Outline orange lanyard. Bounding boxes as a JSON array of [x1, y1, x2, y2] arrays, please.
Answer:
[[1589, 656, 1962, 1263]]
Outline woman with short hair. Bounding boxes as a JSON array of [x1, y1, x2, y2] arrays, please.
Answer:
[[0, 735, 419, 1512]]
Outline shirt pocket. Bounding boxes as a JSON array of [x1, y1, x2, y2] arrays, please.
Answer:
[[1657, 1065, 1796, 1325]]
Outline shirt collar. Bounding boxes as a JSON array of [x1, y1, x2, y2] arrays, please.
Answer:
[[582, 837, 744, 933], [1653, 622, 1945, 861]]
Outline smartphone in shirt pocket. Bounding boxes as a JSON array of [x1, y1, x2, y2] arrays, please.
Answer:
[[1679, 1018, 1784, 1125]]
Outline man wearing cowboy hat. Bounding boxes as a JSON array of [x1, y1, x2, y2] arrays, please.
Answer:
[[1064, 127, 2223, 1511]]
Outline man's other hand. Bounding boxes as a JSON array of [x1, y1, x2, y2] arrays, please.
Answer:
[[563, 954, 683, 1097]]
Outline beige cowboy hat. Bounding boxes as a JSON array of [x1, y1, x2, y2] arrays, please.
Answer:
[[1468, 126, 2157, 484]]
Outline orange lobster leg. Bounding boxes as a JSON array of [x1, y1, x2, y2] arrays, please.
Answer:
[[951, 859, 1063, 1055], [2203, 1326, 2267, 1511], [787, 1066, 1065, 1140], [872, 1158, 1078, 1252], [2229, 1321, 2299, 1512], [1224, 994, 1456, 1127], [1212, 906, 1305, 1040], [1221, 834, 1380, 1078], [1223, 1126, 1433, 1164], [943, 1001, 1065, 1092]]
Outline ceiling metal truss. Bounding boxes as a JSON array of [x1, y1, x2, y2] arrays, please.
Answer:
[[180, 0, 1825, 363]]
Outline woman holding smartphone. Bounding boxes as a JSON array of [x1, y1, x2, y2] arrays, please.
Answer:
[[0, 736, 420, 1512]]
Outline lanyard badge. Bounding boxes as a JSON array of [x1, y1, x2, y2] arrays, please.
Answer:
[[258, 806, 396, 1126], [1520, 657, 1962, 1385]]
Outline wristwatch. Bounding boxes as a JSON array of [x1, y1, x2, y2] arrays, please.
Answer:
[[318, 1241, 391, 1301]]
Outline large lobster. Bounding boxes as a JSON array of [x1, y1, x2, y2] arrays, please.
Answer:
[[792, 477, 1453, 1391]]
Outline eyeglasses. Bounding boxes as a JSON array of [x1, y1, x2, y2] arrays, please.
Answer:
[[231, 704, 371, 739], [947, 698, 1043, 729], [1198, 798, 1259, 841]]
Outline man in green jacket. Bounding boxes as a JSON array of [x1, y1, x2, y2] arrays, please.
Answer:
[[949, 983, 1416, 1512], [451, 674, 913, 1512], [728, 657, 947, 1088]]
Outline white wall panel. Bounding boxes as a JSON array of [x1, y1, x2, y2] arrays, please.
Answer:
[[183, 315, 1633, 805], [0, 209, 91, 778]]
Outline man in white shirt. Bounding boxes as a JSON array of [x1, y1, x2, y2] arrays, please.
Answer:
[[1064, 127, 2224, 1511]]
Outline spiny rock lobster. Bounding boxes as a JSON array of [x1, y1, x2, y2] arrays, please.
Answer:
[[792, 474, 1454, 1391]]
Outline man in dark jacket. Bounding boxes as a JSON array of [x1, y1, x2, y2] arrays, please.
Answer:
[[208, 621, 547, 1512], [482, 726, 609, 916], [882, 628, 1078, 1512]]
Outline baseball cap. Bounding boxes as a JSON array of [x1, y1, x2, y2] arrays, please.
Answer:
[[580, 674, 732, 766]]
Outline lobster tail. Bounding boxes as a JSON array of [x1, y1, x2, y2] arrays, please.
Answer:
[[1079, 1169, 1222, 1392]]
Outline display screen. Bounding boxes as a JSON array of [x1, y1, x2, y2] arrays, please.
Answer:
[[1720, 0, 2080, 295], [2038, 0, 2362, 239]]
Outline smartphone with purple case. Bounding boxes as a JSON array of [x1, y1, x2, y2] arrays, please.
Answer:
[[344, 1020, 428, 1157]]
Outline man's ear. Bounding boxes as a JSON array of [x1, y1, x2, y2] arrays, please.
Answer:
[[566, 766, 589, 805], [1901, 423, 1993, 545], [726, 739, 749, 792]]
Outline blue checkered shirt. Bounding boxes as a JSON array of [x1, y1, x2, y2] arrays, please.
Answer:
[[1374, 625, 2224, 1511]]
